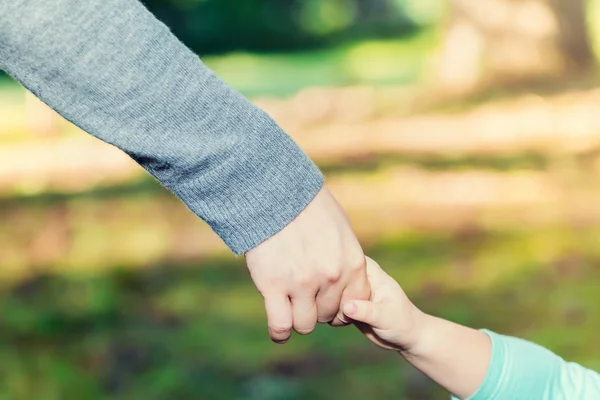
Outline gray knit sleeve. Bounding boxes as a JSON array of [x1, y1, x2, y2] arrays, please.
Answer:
[[0, 0, 324, 254]]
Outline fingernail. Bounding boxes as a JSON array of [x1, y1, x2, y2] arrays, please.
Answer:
[[343, 302, 356, 315]]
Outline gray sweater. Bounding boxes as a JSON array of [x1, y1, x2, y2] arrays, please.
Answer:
[[0, 0, 324, 254]]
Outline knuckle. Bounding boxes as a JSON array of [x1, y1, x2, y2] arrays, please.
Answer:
[[269, 325, 291, 336], [294, 326, 315, 335], [347, 254, 366, 274], [316, 294, 339, 310], [296, 274, 315, 290], [323, 269, 342, 284], [316, 306, 337, 323], [317, 306, 337, 320]]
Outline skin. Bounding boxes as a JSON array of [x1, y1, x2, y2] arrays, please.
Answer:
[[245, 186, 371, 343], [343, 257, 492, 399]]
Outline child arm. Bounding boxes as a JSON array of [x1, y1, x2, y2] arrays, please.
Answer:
[[400, 315, 492, 399], [446, 328, 600, 400], [344, 258, 600, 400]]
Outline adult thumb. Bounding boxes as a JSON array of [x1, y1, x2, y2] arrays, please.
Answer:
[[343, 300, 382, 328]]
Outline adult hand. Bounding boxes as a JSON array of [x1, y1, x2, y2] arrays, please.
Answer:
[[245, 186, 369, 343]]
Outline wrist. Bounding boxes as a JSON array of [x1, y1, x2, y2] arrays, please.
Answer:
[[398, 312, 437, 357], [396, 316, 493, 399]]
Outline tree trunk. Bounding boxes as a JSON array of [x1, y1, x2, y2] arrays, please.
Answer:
[[436, 0, 595, 93]]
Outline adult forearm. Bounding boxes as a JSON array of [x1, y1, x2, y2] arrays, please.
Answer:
[[0, 0, 323, 254]]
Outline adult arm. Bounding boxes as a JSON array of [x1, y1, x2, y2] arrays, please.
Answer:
[[0, 0, 322, 254], [0, 0, 369, 338]]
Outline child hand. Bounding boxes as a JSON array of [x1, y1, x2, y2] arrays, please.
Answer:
[[342, 257, 426, 352]]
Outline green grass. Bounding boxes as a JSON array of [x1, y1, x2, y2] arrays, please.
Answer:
[[1, 225, 600, 399], [1, 142, 599, 398]]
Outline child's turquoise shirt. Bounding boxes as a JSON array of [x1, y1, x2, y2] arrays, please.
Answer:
[[453, 330, 600, 399]]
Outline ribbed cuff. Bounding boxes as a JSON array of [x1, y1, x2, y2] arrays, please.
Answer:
[[175, 124, 324, 255], [0, 0, 324, 255]]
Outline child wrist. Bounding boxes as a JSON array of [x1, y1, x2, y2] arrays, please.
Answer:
[[398, 311, 435, 357]]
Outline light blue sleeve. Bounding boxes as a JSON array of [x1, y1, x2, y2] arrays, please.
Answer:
[[452, 330, 600, 400]]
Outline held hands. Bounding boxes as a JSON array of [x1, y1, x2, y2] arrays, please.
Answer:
[[245, 185, 423, 350], [245, 186, 370, 343], [344, 258, 493, 400], [249, 229, 489, 400], [342, 257, 427, 353]]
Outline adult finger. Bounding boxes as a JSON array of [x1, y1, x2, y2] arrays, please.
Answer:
[[365, 256, 387, 285], [291, 296, 318, 335], [330, 270, 370, 327], [264, 294, 293, 343], [316, 285, 343, 323]]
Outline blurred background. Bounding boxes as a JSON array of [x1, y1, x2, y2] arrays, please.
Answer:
[[2, 0, 600, 398]]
